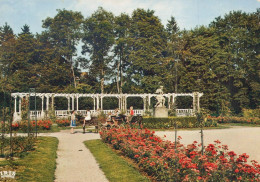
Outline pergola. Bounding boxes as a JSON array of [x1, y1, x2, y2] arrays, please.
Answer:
[[11, 92, 203, 121]]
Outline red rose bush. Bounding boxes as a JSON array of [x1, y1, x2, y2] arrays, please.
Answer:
[[56, 119, 70, 127], [12, 120, 53, 130], [100, 128, 260, 181]]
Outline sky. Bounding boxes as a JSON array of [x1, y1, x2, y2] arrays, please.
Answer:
[[0, 0, 259, 35]]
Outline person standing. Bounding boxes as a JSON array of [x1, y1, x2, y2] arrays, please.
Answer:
[[83, 109, 91, 134], [127, 106, 134, 123], [70, 110, 76, 134]]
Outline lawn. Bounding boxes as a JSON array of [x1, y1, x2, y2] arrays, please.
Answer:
[[0, 137, 58, 182], [84, 139, 150, 182]]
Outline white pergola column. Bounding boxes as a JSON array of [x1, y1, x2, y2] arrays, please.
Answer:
[[168, 96, 171, 109], [19, 96, 22, 114], [125, 96, 127, 111], [118, 96, 121, 110], [76, 95, 79, 111], [13, 95, 19, 122], [51, 95, 54, 110], [172, 94, 175, 105], [101, 96, 103, 110], [93, 96, 96, 111], [148, 94, 151, 109], [14, 96, 17, 114], [72, 96, 75, 111], [198, 94, 202, 113], [41, 96, 45, 118], [67, 96, 70, 111], [143, 97, 146, 112], [46, 96, 49, 111], [97, 96, 100, 110], [41, 96, 44, 112], [192, 92, 200, 114]]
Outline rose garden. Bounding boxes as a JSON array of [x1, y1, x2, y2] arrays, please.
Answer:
[[0, 4, 259, 182]]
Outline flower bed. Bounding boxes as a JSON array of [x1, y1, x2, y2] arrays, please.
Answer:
[[100, 128, 260, 181], [12, 120, 53, 131], [208, 116, 260, 125], [55, 119, 70, 127]]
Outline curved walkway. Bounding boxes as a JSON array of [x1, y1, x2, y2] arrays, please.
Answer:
[[40, 129, 108, 182], [36, 126, 260, 182], [156, 127, 260, 163]]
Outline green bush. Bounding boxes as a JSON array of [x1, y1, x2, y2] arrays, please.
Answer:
[[242, 108, 260, 118], [208, 116, 260, 125], [142, 117, 217, 129]]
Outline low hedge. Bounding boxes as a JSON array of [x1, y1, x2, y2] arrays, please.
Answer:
[[142, 117, 217, 129], [208, 116, 260, 125]]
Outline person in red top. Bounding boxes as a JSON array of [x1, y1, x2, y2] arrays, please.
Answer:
[[127, 106, 134, 123]]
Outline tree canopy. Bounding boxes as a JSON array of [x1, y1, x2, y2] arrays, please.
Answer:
[[0, 8, 259, 115]]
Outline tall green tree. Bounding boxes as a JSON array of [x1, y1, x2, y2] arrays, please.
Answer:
[[0, 23, 16, 91], [128, 9, 167, 93], [9, 25, 40, 91], [82, 7, 115, 93], [176, 26, 227, 113], [113, 13, 130, 93], [36, 34, 72, 92], [210, 10, 260, 113], [42, 9, 84, 88], [164, 16, 181, 93]]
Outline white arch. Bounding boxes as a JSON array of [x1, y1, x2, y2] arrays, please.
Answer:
[[11, 92, 203, 120]]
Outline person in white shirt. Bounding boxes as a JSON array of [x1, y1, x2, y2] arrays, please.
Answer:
[[70, 110, 76, 134], [83, 109, 91, 134]]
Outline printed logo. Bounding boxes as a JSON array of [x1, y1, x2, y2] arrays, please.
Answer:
[[0, 171, 16, 179]]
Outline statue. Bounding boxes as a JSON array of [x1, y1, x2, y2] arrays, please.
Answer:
[[154, 86, 165, 108]]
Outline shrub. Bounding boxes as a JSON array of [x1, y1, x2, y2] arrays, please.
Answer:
[[11, 122, 19, 131], [12, 120, 53, 131], [208, 116, 260, 125], [142, 117, 217, 129], [100, 128, 260, 181], [243, 108, 260, 118]]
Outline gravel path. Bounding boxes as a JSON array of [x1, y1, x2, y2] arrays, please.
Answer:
[[40, 129, 108, 182], [156, 127, 260, 163], [34, 126, 260, 182]]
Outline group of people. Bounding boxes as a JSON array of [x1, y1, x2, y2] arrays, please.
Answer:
[[69, 106, 134, 134], [70, 109, 91, 134], [103, 106, 134, 128]]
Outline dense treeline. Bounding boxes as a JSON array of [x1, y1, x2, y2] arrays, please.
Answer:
[[0, 7, 259, 115]]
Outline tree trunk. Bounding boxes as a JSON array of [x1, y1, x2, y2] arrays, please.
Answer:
[[101, 69, 104, 94], [117, 59, 120, 93], [120, 52, 123, 94], [70, 56, 77, 88]]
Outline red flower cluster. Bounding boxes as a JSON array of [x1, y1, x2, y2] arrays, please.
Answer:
[[35, 120, 52, 130], [100, 128, 260, 181], [11, 123, 19, 130], [12, 120, 53, 130], [56, 119, 70, 127]]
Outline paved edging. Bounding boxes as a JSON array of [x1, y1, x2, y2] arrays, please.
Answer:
[[156, 127, 260, 163]]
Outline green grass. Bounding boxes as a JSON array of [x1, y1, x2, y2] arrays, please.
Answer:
[[0, 137, 58, 182], [13, 124, 87, 133], [13, 124, 61, 133], [84, 139, 150, 182]]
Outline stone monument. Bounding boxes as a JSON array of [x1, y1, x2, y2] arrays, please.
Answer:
[[154, 86, 168, 118]]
